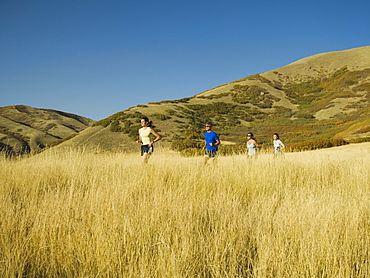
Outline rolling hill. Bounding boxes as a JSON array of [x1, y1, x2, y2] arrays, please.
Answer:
[[0, 105, 94, 156], [60, 45, 370, 154], [3, 46, 370, 155]]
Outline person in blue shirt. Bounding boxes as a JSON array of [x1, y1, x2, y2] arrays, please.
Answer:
[[203, 122, 220, 165]]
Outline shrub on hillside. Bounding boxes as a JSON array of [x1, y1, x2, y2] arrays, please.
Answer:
[[151, 113, 171, 121], [186, 102, 237, 116], [239, 113, 255, 122], [231, 85, 279, 108], [353, 126, 370, 134], [93, 111, 131, 128], [165, 109, 177, 116], [285, 138, 348, 152], [348, 136, 370, 143], [93, 118, 111, 127], [127, 112, 146, 120], [171, 139, 203, 152], [173, 119, 184, 123], [353, 82, 370, 92], [245, 73, 273, 85], [256, 100, 273, 109], [169, 97, 191, 103], [273, 106, 294, 118], [110, 120, 124, 132], [197, 92, 231, 99], [181, 102, 241, 135], [295, 111, 315, 119]]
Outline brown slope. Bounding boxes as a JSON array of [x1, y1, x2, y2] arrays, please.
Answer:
[[0, 105, 94, 155]]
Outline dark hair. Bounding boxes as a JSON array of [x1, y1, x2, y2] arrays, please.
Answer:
[[205, 122, 213, 127], [247, 132, 257, 142], [141, 116, 153, 127], [273, 133, 280, 139]]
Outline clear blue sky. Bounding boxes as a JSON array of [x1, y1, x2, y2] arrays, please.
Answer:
[[1, 0, 369, 120]]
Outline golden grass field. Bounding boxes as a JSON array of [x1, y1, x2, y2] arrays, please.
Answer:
[[1, 143, 370, 277]]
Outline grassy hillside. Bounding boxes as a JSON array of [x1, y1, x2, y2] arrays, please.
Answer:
[[4, 46, 369, 155], [0, 105, 94, 156], [72, 46, 370, 154]]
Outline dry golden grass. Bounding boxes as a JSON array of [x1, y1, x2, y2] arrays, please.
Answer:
[[1, 143, 370, 277]]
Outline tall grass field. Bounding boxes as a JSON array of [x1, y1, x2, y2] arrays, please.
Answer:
[[1, 143, 370, 277]]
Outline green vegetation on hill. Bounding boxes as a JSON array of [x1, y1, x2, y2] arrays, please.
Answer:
[[90, 65, 370, 155], [284, 67, 370, 112], [231, 84, 280, 108]]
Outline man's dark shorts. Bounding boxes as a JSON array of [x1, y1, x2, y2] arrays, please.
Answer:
[[205, 149, 217, 158]]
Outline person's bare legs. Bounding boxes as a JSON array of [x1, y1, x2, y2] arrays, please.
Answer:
[[209, 157, 217, 165], [204, 155, 210, 165], [142, 153, 150, 164], [204, 155, 217, 165]]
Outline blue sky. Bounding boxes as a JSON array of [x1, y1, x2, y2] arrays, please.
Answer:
[[1, 0, 369, 120]]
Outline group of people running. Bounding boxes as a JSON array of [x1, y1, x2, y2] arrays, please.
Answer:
[[136, 117, 285, 164], [202, 122, 285, 165], [246, 132, 284, 156]]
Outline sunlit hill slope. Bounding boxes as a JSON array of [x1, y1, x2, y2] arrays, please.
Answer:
[[61, 46, 370, 153], [2, 46, 370, 155], [0, 105, 94, 155]]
